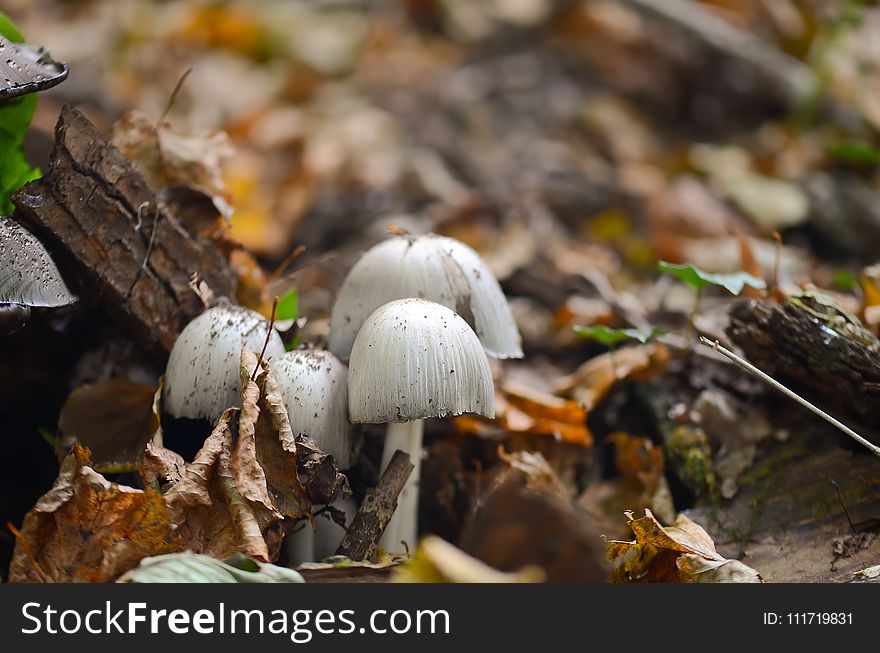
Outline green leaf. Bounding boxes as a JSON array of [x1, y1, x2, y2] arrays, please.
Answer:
[[573, 325, 664, 346], [825, 141, 880, 166], [275, 288, 298, 321], [118, 551, 306, 583], [0, 11, 25, 41], [658, 261, 766, 295], [0, 14, 40, 216]]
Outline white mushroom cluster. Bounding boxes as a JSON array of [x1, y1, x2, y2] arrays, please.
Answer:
[[329, 232, 520, 551], [161, 230, 520, 561]]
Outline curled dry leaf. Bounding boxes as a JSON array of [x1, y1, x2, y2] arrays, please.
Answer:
[[9, 444, 176, 583], [455, 381, 592, 447], [606, 509, 761, 583], [111, 110, 234, 219], [160, 409, 278, 562], [140, 351, 349, 566]]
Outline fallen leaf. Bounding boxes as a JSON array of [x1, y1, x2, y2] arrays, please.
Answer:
[[111, 110, 234, 219], [454, 381, 592, 447], [9, 444, 176, 583], [606, 509, 762, 583], [554, 342, 670, 410]]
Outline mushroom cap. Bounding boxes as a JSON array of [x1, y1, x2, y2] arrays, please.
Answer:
[[163, 304, 285, 422], [0, 218, 76, 307], [271, 348, 351, 468], [0, 34, 69, 101], [348, 298, 495, 424], [329, 233, 522, 361]]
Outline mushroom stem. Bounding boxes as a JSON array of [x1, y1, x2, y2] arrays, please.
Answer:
[[285, 521, 316, 567], [378, 419, 423, 551]]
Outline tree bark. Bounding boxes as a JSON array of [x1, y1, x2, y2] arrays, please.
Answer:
[[12, 105, 237, 357]]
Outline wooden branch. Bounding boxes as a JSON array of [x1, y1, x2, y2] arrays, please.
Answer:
[[12, 105, 237, 355], [336, 450, 413, 561], [727, 300, 880, 427]]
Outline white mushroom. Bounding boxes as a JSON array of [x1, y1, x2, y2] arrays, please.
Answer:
[[0, 218, 76, 307], [329, 233, 522, 361], [348, 298, 494, 549], [163, 304, 285, 422], [272, 348, 351, 468]]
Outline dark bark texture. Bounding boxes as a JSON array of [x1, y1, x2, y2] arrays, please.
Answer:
[[12, 105, 236, 356], [727, 299, 880, 427]]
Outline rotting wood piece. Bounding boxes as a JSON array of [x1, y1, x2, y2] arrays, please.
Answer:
[[12, 105, 236, 354], [727, 299, 880, 426], [336, 450, 413, 562]]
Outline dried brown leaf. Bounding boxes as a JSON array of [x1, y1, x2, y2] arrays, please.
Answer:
[[606, 509, 762, 583], [9, 445, 175, 583]]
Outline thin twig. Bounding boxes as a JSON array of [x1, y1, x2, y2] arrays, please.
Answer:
[[142, 205, 160, 270], [831, 480, 856, 534], [269, 244, 306, 282], [158, 67, 193, 125], [252, 296, 279, 382], [698, 336, 880, 458]]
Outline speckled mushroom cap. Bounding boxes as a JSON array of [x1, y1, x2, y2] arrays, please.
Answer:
[[271, 349, 351, 469], [329, 234, 522, 361], [163, 304, 285, 422], [348, 298, 495, 424], [0, 218, 76, 307]]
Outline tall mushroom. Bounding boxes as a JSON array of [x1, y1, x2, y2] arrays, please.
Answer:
[[164, 303, 284, 423], [329, 233, 522, 361], [348, 298, 495, 549], [272, 348, 353, 563]]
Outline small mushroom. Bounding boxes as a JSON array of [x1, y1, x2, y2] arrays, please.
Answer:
[[272, 348, 351, 469], [329, 233, 522, 361], [0, 33, 69, 101], [348, 298, 494, 549], [0, 218, 76, 332], [273, 348, 351, 565], [163, 304, 284, 423]]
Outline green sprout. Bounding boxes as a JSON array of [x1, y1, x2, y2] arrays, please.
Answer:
[[658, 261, 766, 341]]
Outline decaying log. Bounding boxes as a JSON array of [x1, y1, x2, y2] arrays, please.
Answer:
[[336, 450, 413, 562], [727, 299, 880, 426], [12, 105, 236, 355]]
